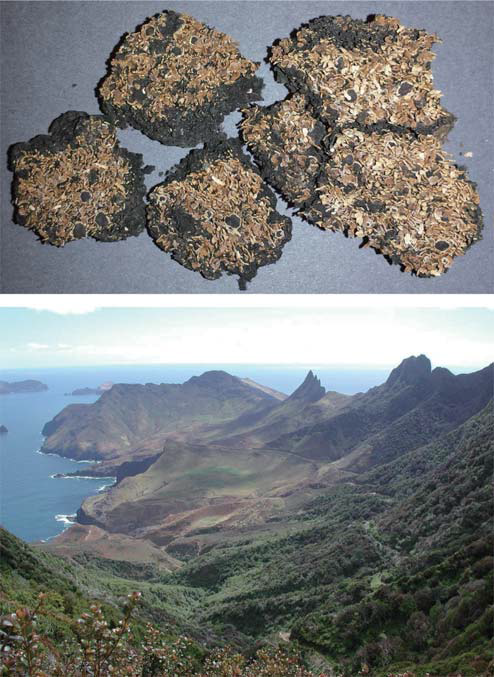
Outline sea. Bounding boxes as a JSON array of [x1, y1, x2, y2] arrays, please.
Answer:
[[0, 363, 390, 543]]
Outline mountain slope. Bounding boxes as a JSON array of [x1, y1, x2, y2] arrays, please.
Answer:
[[161, 401, 492, 676], [75, 440, 321, 550], [292, 402, 493, 675], [41, 371, 280, 461], [203, 371, 349, 449], [239, 378, 287, 401]]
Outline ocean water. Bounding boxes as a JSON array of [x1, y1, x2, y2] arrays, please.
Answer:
[[0, 364, 389, 542]]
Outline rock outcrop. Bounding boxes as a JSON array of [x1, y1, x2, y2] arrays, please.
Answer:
[[286, 370, 326, 403]]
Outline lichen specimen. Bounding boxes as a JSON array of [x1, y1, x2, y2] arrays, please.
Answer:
[[147, 140, 292, 288], [9, 112, 147, 246], [240, 94, 328, 206], [302, 129, 482, 276], [269, 14, 454, 139], [99, 11, 263, 146]]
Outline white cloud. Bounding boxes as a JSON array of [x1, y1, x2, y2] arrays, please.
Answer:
[[31, 301, 99, 315], [42, 313, 492, 369], [2, 305, 492, 371], [26, 342, 50, 350], [4, 295, 493, 315]]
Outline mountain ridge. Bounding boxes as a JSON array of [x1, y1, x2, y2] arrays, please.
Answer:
[[42, 359, 493, 578], [40, 359, 493, 476], [41, 370, 281, 461], [287, 370, 326, 403]]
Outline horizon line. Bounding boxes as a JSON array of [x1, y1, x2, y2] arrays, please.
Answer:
[[0, 360, 487, 373]]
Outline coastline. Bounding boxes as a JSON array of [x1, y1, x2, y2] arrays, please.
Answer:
[[35, 447, 99, 464], [34, 442, 115, 536], [50, 473, 116, 481]]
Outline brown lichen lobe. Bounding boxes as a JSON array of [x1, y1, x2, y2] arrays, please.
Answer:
[[147, 144, 291, 286], [99, 11, 261, 145], [11, 116, 143, 246], [303, 129, 482, 276], [270, 14, 454, 137], [241, 94, 328, 206]]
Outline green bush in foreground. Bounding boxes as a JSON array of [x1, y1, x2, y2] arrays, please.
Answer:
[[2, 592, 488, 677], [0, 592, 322, 676]]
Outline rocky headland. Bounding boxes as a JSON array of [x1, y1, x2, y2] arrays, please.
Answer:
[[0, 379, 48, 394]]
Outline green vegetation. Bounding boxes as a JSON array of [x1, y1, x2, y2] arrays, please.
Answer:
[[0, 594, 327, 676], [2, 363, 492, 676], [163, 405, 492, 676], [0, 531, 323, 675], [0, 527, 200, 641]]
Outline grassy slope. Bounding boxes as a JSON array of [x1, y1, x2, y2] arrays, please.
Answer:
[[159, 404, 493, 676], [0, 526, 210, 646], [77, 442, 319, 539]]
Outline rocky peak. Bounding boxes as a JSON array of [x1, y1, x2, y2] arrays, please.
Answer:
[[431, 366, 455, 383], [288, 371, 326, 403], [186, 371, 240, 389], [386, 355, 432, 387]]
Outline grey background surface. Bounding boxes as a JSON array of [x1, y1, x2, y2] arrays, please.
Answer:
[[1, 0, 493, 294]]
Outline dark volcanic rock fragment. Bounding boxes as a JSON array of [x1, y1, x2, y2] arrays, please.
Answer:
[[240, 93, 328, 207], [98, 11, 263, 147], [9, 112, 147, 246], [269, 14, 455, 139], [147, 139, 292, 288], [302, 128, 482, 276]]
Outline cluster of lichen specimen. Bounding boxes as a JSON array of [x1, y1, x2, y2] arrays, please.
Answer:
[[9, 10, 291, 286], [147, 140, 292, 288], [241, 13, 482, 276], [9, 10, 483, 283], [98, 10, 263, 146], [9, 112, 147, 246]]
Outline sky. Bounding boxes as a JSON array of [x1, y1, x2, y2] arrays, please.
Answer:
[[0, 300, 492, 371]]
